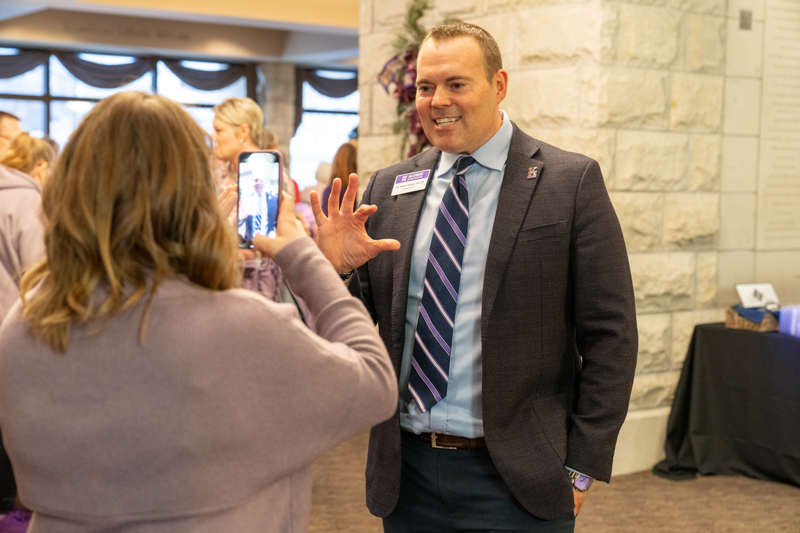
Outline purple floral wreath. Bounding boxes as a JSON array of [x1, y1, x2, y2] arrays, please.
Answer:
[[378, 48, 430, 158]]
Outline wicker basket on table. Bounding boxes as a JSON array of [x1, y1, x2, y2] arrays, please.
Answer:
[[725, 307, 779, 332]]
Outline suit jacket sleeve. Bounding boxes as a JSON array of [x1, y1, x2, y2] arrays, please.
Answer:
[[565, 160, 637, 482], [348, 172, 377, 324]]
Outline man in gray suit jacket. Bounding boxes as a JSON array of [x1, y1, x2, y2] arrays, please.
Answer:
[[312, 22, 637, 532]]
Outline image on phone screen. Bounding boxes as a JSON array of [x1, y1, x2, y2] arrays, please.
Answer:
[[236, 152, 281, 248]]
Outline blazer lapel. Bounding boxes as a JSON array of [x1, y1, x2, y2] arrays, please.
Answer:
[[391, 148, 442, 356], [482, 126, 542, 339]]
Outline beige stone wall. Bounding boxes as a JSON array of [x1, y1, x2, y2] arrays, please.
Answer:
[[601, 0, 729, 412]]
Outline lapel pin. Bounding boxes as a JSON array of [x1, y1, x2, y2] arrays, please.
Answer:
[[527, 166, 539, 179]]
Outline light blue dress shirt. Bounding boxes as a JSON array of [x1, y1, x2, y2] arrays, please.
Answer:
[[398, 111, 513, 438]]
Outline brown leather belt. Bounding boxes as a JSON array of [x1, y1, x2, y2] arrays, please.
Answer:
[[404, 431, 486, 450]]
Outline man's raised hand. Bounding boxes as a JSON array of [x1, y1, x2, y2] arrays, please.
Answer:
[[310, 173, 400, 273]]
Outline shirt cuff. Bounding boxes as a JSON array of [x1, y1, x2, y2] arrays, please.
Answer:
[[565, 466, 593, 480]]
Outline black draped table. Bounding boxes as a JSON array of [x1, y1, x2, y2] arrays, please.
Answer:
[[653, 323, 800, 488]]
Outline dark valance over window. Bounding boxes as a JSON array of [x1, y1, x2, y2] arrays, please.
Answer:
[[0, 50, 48, 79], [299, 69, 358, 98], [54, 53, 156, 89], [0, 50, 248, 91], [0, 47, 254, 150], [161, 60, 247, 91]]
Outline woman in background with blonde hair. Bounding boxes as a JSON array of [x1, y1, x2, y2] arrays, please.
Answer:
[[0, 91, 396, 532], [0, 131, 56, 321], [212, 97, 264, 191], [0, 133, 55, 188], [0, 132, 57, 532]]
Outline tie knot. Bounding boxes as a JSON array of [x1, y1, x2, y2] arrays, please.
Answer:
[[454, 156, 476, 176]]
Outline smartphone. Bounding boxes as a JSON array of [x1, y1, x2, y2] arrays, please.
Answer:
[[235, 151, 283, 249]]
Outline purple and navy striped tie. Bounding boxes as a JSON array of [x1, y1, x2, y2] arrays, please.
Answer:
[[408, 156, 474, 413]]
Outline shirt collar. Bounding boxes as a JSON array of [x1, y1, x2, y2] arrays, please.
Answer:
[[438, 109, 512, 175]]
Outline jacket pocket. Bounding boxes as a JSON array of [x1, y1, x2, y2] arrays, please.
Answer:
[[531, 392, 570, 463], [517, 220, 569, 242]]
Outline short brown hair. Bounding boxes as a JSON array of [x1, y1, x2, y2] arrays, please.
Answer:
[[20, 91, 241, 351], [421, 22, 503, 82]]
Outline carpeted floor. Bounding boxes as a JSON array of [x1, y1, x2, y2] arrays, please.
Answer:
[[309, 431, 382, 533], [309, 431, 800, 533]]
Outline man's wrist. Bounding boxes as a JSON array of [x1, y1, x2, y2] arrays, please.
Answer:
[[566, 468, 594, 492]]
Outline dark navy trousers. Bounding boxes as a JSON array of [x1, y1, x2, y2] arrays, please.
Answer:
[[383, 432, 576, 533]]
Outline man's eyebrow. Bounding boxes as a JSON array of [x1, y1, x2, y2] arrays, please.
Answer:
[[416, 76, 471, 85]]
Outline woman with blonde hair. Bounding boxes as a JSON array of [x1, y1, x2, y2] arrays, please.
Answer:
[[0, 133, 57, 531], [0, 131, 56, 323], [211, 97, 263, 191], [0, 133, 56, 187], [0, 91, 396, 532]]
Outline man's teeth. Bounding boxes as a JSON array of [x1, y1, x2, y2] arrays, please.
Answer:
[[435, 117, 460, 126]]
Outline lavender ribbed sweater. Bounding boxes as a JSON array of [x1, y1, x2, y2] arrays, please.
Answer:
[[0, 238, 397, 533]]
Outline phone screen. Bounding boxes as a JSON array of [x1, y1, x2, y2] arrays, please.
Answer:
[[236, 151, 282, 248]]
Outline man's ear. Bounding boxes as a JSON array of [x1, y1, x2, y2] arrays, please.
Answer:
[[494, 69, 509, 104]]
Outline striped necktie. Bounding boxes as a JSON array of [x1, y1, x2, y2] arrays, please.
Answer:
[[255, 195, 263, 236], [408, 156, 475, 413]]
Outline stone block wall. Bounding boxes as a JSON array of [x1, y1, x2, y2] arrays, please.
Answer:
[[603, 0, 731, 410]]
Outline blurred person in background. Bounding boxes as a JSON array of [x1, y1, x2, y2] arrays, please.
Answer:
[[259, 130, 301, 202], [0, 134, 55, 190], [0, 132, 56, 322], [296, 163, 331, 238], [301, 162, 331, 205], [0, 91, 397, 533], [0, 113, 21, 153], [0, 132, 57, 532], [260, 131, 301, 202], [320, 142, 357, 218], [262, 130, 279, 151]]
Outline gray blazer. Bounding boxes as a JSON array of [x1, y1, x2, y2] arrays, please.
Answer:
[[352, 124, 638, 520]]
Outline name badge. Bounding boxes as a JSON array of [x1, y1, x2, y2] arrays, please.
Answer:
[[391, 170, 430, 196]]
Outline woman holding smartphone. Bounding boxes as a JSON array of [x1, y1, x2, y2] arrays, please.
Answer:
[[0, 91, 397, 533], [212, 97, 289, 305]]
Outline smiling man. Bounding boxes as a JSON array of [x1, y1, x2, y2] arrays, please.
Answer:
[[312, 22, 637, 533]]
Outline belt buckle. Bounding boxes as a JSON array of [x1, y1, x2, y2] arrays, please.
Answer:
[[430, 432, 457, 450]]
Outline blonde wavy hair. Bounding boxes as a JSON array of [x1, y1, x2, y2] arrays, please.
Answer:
[[20, 91, 241, 352], [213, 97, 264, 148], [0, 132, 56, 175]]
